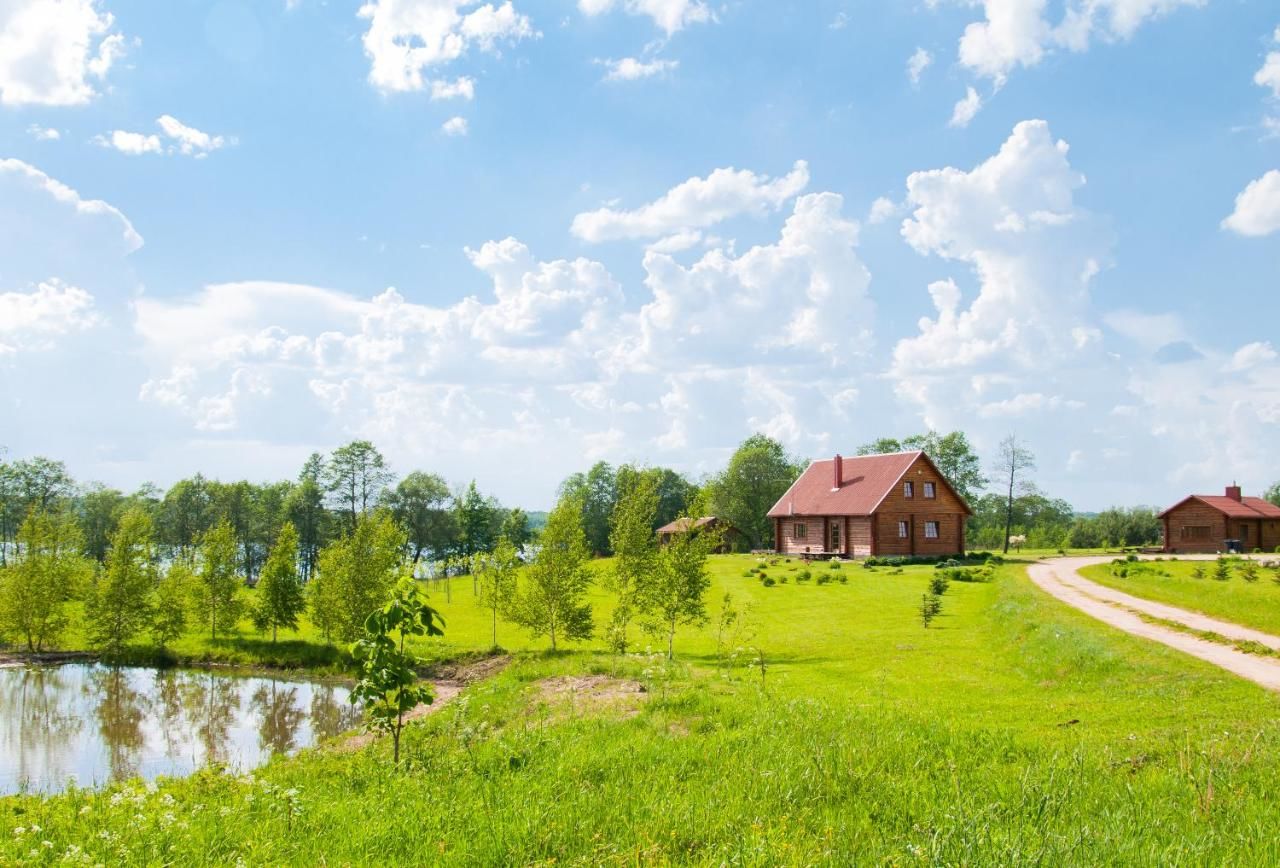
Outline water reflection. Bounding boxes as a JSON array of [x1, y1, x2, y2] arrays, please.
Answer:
[[0, 664, 360, 794]]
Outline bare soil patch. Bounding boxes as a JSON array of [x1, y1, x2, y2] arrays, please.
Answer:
[[333, 654, 511, 754], [531, 674, 647, 721]]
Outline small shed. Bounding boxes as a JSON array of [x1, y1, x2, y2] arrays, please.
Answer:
[[656, 517, 739, 553]]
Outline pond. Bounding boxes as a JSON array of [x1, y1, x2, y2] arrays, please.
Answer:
[[0, 664, 361, 795]]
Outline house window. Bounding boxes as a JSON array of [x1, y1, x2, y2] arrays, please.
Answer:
[[898, 521, 909, 539], [1241, 525, 1250, 540], [924, 482, 936, 499], [793, 523, 807, 540], [903, 482, 914, 498], [925, 521, 939, 540], [1181, 526, 1211, 540]]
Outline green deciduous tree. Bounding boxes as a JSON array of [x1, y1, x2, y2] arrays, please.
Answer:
[[858, 431, 987, 504], [157, 475, 215, 557], [474, 538, 520, 648], [254, 522, 305, 642], [709, 434, 804, 550], [509, 495, 593, 650], [77, 483, 126, 564], [287, 454, 329, 582], [88, 508, 157, 655], [313, 511, 407, 643], [151, 562, 191, 649], [453, 481, 500, 562], [641, 515, 715, 659], [0, 508, 90, 651], [349, 579, 445, 766], [387, 471, 454, 564], [607, 471, 659, 654], [324, 440, 393, 529], [1267, 481, 1280, 509], [500, 507, 531, 548], [194, 520, 244, 639]]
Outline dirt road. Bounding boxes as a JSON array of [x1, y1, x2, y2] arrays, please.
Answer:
[[1027, 557, 1280, 692]]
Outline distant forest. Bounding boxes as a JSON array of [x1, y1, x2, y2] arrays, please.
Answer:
[[4, 430, 1259, 574]]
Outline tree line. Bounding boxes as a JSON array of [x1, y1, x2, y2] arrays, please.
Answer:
[[0, 441, 533, 582]]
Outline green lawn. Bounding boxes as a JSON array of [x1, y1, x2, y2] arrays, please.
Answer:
[[6, 555, 1280, 864], [1083, 557, 1280, 637]]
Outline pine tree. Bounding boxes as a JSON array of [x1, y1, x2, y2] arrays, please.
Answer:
[[254, 522, 305, 642], [508, 495, 593, 650], [88, 508, 157, 655]]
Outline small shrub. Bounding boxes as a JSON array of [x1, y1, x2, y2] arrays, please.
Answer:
[[816, 574, 831, 585], [891, 568, 904, 575], [779, 575, 789, 584], [1213, 558, 1231, 581], [920, 593, 942, 627], [1239, 561, 1260, 583], [929, 574, 950, 596], [828, 561, 842, 570], [798, 569, 812, 582], [837, 574, 848, 584], [1191, 565, 1207, 580], [1126, 553, 1139, 563], [761, 576, 776, 587], [742, 570, 755, 578]]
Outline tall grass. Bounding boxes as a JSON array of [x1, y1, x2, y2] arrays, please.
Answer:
[[4, 559, 1280, 864]]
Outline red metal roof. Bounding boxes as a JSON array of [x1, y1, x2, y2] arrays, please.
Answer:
[[1160, 495, 1280, 520], [767, 451, 943, 518]]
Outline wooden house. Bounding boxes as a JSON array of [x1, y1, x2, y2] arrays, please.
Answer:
[[767, 451, 971, 558], [656, 517, 739, 553], [1159, 485, 1280, 553]]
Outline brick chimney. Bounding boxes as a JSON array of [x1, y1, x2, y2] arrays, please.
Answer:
[[1226, 483, 1242, 502], [833, 454, 843, 490]]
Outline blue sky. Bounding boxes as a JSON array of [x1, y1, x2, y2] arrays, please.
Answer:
[[1, 0, 1277, 510]]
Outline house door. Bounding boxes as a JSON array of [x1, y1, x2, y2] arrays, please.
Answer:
[[829, 521, 841, 554]]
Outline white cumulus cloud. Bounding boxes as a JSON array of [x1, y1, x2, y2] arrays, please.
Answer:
[[956, 0, 1205, 84], [890, 119, 1111, 426], [599, 56, 678, 82], [441, 115, 469, 136], [1222, 169, 1280, 237], [907, 47, 932, 85], [578, 0, 711, 35], [949, 86, 983, 127], [0, 280, 98, 354], [96, 115, 232, 158], [571, 161, 810, 242], [0, 0, 128, 106], [358, 0, 535, 94]]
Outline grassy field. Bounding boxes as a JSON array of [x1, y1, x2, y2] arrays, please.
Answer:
[[1083, 557, 1280, 637], [6, 555, 1280, 864]]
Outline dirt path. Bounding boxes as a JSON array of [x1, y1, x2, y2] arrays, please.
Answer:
[[333, 655, 509, 753], [1027, 557, 1280, 692]]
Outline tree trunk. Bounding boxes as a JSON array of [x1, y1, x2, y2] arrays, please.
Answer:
[[492, 608, 497, 648], [272, 624, 277, 643], [1003, 468, 1014, 554]]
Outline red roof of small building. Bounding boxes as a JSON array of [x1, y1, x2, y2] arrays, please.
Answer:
[[767, 451, 970, 518], [1160, 495, 1280, 520]]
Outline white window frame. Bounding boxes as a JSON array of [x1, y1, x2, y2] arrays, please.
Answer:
[[924, 482, 936, 499], [903, 481, 914, 498], [794, 522, 807, 540], [925, 521, 939, 540], [898, 521, 909, 539]]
